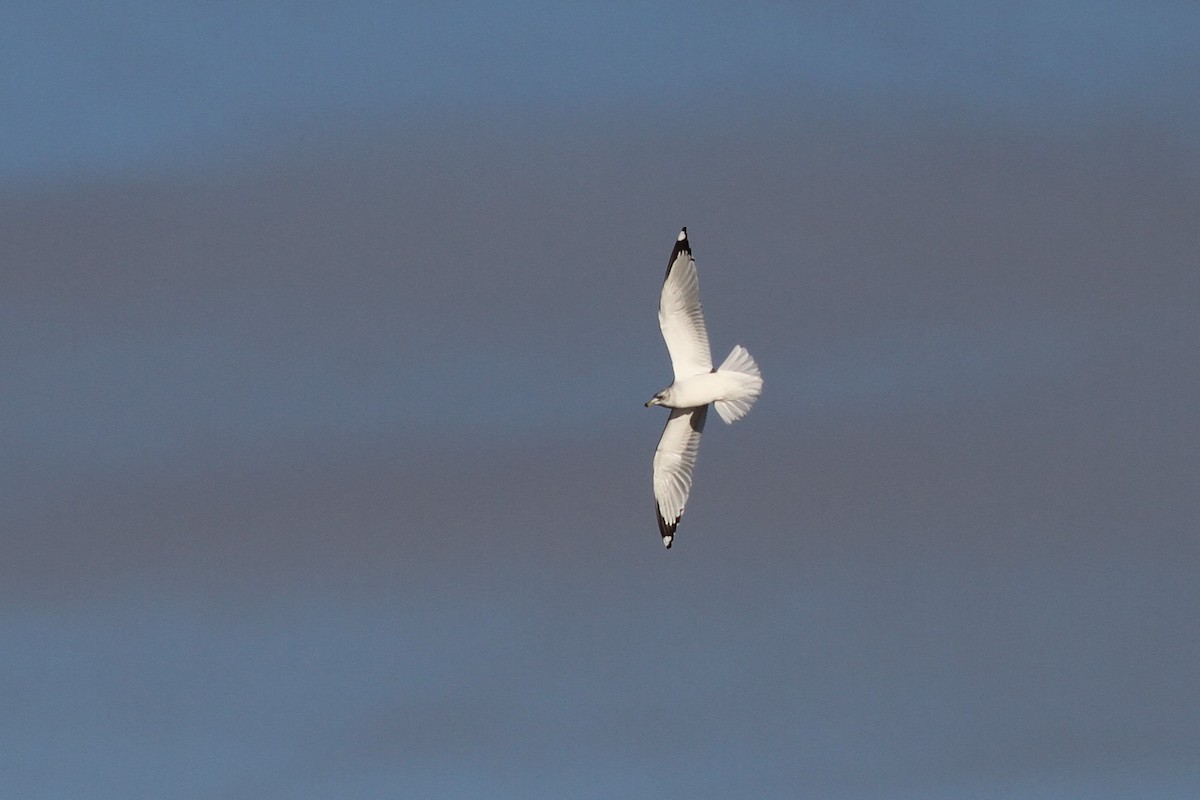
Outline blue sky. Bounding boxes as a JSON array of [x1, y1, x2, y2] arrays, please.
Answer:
[[5, 1, 1198, 182], [4, 3, 1200, 798]]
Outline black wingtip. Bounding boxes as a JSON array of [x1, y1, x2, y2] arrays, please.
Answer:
[[665, 226, 692, 279], [656, 504, 680, 544]]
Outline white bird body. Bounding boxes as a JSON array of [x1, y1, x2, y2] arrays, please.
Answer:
[[653, 372, 736, 409], [648, 356, 762, 418], [646, 228, 762, 548]]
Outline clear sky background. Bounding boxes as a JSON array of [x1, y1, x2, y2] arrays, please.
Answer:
[[4, 2, 1199, 798]]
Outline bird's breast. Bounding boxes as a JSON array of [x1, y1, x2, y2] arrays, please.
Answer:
[[663, 372, 728, 408]]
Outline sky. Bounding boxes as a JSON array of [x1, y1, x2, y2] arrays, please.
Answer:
[[3, 2, 1199, 798]]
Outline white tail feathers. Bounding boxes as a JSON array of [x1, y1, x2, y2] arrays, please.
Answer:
[[713, 345, 763, 424]]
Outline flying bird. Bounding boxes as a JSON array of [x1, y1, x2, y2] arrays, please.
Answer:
[[645, 227, 763, 548]]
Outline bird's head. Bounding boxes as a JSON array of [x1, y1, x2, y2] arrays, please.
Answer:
[[644, 389, 668, 408]]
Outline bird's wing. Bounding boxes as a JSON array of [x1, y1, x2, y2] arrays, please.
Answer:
[[653, 405, 708, 547], [659, 228, 713, 380]]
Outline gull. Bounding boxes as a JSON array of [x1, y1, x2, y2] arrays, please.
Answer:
[[645, 227, 762, 548]]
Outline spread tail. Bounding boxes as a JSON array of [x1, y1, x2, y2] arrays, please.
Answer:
[[713, 345, 763, 424]]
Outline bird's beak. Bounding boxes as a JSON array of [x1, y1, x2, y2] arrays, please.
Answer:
[[645, 398, 657, 408]]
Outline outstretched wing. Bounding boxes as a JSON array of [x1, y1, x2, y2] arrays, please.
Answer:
[[653, 405, 708, 548], [659, 228, 713, 380]]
